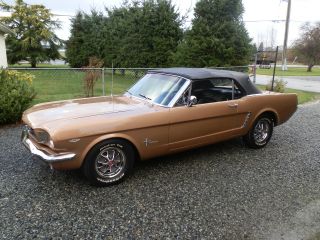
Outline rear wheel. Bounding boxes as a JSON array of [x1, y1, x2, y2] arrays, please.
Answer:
[[83, 139, 135, 186], [243, 115, 273, 149]]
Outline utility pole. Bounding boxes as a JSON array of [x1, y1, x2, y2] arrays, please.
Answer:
[[272, 46, 279, 91], [282, 0, 291, 71]]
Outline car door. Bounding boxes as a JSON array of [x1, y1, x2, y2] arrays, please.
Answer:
[[168, 78, 248, 152]]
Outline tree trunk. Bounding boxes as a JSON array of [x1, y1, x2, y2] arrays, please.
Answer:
[[31, 59, 37, 68], [307, 64, 314, 72]]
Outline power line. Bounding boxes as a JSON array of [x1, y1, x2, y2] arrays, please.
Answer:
[[244, 19, 314, 23], [183, 19, 315, 23], [244, 19, 285, 23], [184, 19, 285, 23]]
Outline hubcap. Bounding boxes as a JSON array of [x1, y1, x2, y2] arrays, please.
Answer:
[[95, 147, 126, 178], [253, 118, 271, 145]]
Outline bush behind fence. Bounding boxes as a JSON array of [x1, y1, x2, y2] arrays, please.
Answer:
[[8, 66, 249, 104]]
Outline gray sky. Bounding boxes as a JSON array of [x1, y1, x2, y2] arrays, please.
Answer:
[[1, 0, 319, 47]]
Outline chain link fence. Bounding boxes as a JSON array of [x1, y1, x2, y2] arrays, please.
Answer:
[[9, 66, 249, 104]]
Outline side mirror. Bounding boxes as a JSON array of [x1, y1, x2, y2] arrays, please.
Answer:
[[187, 95, 197, 107]]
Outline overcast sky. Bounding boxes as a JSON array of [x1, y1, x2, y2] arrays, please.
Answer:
[[1, 0, 319, 47]]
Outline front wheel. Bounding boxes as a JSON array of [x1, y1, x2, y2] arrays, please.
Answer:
[[243, 115, 273, 149], [82, 139, 135, 186]]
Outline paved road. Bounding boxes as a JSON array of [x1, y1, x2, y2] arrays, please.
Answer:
[[1, 102, 320, 239], [255, 75, 320, 93]]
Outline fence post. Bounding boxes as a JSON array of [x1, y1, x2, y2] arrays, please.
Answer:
[[253, 53, 257, 83], [102, 68, 105, 96], [111, 63, 114, 96]]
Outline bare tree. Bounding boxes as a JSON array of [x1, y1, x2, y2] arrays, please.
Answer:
[[269, 27, 277, 50], [293, 22, 320, 72], [83, 57, 104, 97]]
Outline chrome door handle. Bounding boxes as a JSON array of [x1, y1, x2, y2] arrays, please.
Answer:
[[228, 103, 238, 108]]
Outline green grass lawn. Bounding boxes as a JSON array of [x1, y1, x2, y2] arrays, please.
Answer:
[[9, 63, 69, 68], [16, 69, 144, 105], [256, 67, 320, 76], [13, 68, 320, 106], [29, 69, 89, 104], [256, 85, 320, 104]]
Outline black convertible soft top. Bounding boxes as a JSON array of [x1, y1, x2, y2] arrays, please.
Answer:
[[148, 68, 261, 95]]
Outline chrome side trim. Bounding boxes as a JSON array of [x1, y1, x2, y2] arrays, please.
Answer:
[[21, 129, 75, 163], [143, 138, 159, 147], [242, 112, 252, 128]]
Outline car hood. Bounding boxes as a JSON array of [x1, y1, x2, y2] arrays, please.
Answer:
[[23, 95, 149, 127]]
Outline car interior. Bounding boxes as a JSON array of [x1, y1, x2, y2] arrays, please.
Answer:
[[175, 78, 244, 106], [191, 78, 244, 104]]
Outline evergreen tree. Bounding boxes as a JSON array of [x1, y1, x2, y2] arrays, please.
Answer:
[[0, 0, 63, 68], [173, 0, 251, 67], [66, 0, 183, 68], [105, 0, 183, 67], [66, 11, 106, 67]]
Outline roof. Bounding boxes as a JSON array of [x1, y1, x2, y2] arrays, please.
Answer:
[[149, 68, 248, 80], [148, 67, 261, 95], [0, 23, 14, 35]]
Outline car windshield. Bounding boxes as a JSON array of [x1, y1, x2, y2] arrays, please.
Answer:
[[127, 73, 187, 106]]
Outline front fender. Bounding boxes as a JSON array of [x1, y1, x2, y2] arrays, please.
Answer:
[[78, 133, 142, 167]]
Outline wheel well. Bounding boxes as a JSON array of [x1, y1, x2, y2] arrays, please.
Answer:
[[81, 137, 141, 169], [260, 111, 278, 126], [87, 137, 141, 162], [111, 138, 141, 161]]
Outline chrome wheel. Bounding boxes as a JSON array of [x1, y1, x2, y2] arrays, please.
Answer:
[[253, 118, 271, 145], [95, 147, 126, 179]]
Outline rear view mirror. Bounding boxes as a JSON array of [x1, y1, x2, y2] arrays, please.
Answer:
[[187, 95, 197, 107]]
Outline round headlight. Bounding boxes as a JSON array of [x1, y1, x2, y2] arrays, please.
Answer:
[[35, 130, 50, 144]]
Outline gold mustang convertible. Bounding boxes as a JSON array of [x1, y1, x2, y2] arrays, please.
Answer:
[[21, 68, 297, 186]]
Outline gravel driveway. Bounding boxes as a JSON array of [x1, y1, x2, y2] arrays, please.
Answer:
[[1, 102, 320, 240]]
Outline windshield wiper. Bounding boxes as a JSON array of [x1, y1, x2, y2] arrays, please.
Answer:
[[139, 93, 151, 100]]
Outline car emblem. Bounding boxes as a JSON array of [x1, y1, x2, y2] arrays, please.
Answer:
[[144, 138, 159, 147]]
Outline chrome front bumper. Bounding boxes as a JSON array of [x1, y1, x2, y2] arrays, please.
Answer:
[[21, 127, 76, 163]]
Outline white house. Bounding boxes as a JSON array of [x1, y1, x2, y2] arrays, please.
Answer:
[[0, 23, 14, 68]]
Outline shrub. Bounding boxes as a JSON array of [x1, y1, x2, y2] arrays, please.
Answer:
[[0, 69, 35, 124], [266, 78, 287, 93]]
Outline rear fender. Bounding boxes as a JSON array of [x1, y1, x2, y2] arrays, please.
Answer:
[[248, 108, 280, 129]]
